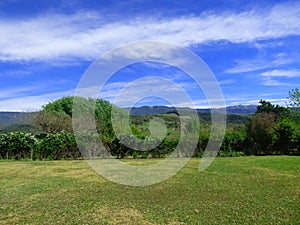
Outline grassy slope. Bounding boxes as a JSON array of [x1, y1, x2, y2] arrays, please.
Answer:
[[0, 156, 299, 224]]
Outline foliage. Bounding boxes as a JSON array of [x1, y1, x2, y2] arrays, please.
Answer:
[[0, 132, 79, 160], [256, 99, 289, 119], [0, 132, 37, 159], [272, 118, 297, 155], [36, 132, 79, 160], [36, 96, 115, 135], [246, 100, 299, 155], [2, 94, 300, 160], [287, 88, 300, 108], [220, 126, 247, 156], [247, 112, 276, 155], [36, 110, 72, 133]]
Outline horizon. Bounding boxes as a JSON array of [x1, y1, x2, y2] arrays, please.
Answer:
[[0, 0, 299, 111], [0, 101, 271, 113]]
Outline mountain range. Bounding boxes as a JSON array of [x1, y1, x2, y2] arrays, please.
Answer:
[[125, 105, 258, 115], [0, 105, 257, 132]]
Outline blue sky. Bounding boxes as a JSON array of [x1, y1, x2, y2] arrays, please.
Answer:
[[0, 0, 299, 111]]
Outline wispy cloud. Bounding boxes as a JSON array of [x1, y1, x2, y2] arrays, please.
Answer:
[[0, 69, 32, 77], [225, 59, 270, 74], [225, 53, 296, 74], [98, 77, 203, 108], [219, 79, 236, 86], [259, 69, 300, 87], [0, 2, 299, 62], [0, 89, 74, 111], [261, 69, 300, 78], [0, 85, 43, 99], [261, 78, 290, 87]]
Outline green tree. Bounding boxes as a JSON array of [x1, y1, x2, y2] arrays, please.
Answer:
[[287, 88, 300, 108], [221, 126, 247, 156], [247, 112, 276, 155], [36, 96, 115, 134], [42, 96, 74, 116], [36, 96, 75, 133], [37, 110, 72, 133], [287, 89, 300, 132], [247, 99, 298, 155], [35, 96, 124, 158], [272, 118, 297, 155], [256, 100, 289, 120]]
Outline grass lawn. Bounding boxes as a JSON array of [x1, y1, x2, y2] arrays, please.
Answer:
[[0, 156, 299, 224]]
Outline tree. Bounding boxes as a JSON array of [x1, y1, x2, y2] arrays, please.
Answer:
[[247, 112, 276, 155], [42, 96, 74, 116], [35, 96, 133, 158], [287, 88, 300, 108], [256, 100, 288, 120], [272, 119, 297, 155], [35, 96, 74, 133], [247, 99, 299, 155], [287, 89, 300, 132], [36, 96, 115, 135], [221, 126, 247, 156], [36, 110, 72, 133]]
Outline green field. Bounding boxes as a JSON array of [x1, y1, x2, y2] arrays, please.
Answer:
[[0, 156, 299, 224]]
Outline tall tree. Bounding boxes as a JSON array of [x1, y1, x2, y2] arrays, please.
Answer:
[[273, 118, 297, 155], [248, 112, 276, 155], [36, 96, 116, 135], [287, 88, 300, 108], [256, 100, 288, 120]]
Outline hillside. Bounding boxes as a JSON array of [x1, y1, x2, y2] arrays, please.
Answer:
[[0, 112, 24, 129], [0, 112, 38, 133]]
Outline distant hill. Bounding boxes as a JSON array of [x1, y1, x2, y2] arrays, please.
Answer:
[[0, 112, 39, 133], [126, 106, 176, 115], [0, 105, 257, 132], [225, 105, 258, 114], [0, 112, 24, 129], [125, 105, 257, 115]]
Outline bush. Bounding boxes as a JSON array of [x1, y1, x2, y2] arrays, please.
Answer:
[[0, 132, 37, 160], [141, 152, 148, 159], [36, 132, 79, 160], [133, 151, 138, 159]]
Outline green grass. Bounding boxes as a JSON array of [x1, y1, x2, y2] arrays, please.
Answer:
[[0, 156, 299, 224]]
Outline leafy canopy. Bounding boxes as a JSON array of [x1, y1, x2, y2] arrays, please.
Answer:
[[287, 88, 300, 108]]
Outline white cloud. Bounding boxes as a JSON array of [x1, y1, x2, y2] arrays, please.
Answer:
[[98, 77, 203, 108], [259, 69, 300, 87], [0, 2, 299, 62], [261, 79, 288, 87], [0, 89, 74, 111], [0, 85, 43, 99], [0, 70, 32, 77], [225, 59, 270, 74], [219, 79, 236, 85], [261, 69, 300, 78], [225, 53, 296, 74]]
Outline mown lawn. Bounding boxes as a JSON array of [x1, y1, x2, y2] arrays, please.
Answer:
[[0, 156, 299, 224]]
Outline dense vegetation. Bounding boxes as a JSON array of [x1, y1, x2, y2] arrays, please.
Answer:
[[0, 89, 299, 160]]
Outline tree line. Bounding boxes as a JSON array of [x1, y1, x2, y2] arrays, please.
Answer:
[[0, 89, 299, 160]]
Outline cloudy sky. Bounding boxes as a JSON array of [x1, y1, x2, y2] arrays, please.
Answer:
[[0, 0, 299, 111]]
